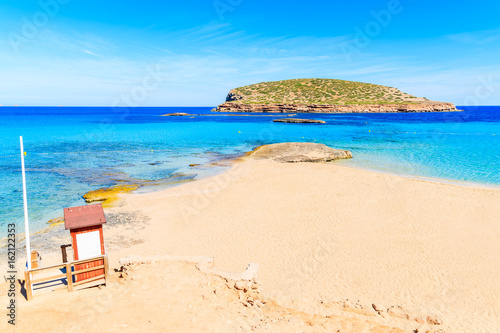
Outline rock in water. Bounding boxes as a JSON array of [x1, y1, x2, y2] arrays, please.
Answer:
[[273, 118, 326, 124], [83, 185, 139, 207], [46, 216, 64, 225], [246, 142, 352, 163], [160, 113, 190, 116]]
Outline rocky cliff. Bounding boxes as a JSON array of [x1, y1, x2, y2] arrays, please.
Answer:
[[213, 102, 458, 113]]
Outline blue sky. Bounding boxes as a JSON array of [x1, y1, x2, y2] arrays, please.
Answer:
[[0, 0, 499, 106]]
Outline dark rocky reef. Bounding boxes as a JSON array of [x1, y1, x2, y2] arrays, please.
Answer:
[[161, 112, 190, 116], [273, 118, 326, 124]]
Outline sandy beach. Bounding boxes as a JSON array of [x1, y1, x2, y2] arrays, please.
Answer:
[[2, 151, 499, 332]]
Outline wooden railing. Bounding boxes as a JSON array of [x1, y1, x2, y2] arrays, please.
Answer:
[[24, 255, 109, 301]]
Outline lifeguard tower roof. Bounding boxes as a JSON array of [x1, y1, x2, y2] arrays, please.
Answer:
[[64, 204, 107, 230]]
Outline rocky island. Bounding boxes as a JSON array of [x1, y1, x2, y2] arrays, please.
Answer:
[[212, 78, 459, 113]]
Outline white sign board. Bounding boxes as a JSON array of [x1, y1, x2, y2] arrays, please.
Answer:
[[76, 231, 101, 260]]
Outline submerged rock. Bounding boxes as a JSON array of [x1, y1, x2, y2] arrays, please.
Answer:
[[83, 184, 139, 207], [246, 142, 352, 163], [46, 216, 65, 227], [160, 113, 190, 116], [273, 118, 326, 124]]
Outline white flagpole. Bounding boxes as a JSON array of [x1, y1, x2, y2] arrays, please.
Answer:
[[20, 136, 31, 270]]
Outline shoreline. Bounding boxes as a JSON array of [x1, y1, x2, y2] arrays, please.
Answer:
[[3, 149, 499, 251], [0, 159, 234, 238], [334, 161, 500, 190]]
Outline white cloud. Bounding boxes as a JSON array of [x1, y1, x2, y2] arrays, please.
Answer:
[[447, 29, 500, 45], [83, 49, 99, 57]]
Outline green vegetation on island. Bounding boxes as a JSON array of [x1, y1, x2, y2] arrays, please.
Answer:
[[226, 78, 428, 105]]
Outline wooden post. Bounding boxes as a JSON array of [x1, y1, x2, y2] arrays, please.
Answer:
[[31, 250, 39, 269], [61, 244, 71, 263], [24, 271, 33, 301], [103, 255, 109, 286], [66, 262, 73, 292]]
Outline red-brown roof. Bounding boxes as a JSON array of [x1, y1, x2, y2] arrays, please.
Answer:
[[64, 204, 106, 230]]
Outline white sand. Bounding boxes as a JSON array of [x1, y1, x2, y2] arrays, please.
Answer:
[[112, 160, 500, 332], [2, 159, 499, 332]]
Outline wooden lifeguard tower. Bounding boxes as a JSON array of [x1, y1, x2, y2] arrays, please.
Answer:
[[24, 204, 109, 301], [64, 204, 107, 282]]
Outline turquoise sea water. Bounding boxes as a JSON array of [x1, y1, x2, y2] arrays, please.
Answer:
[[0, 106, 499, 234]]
